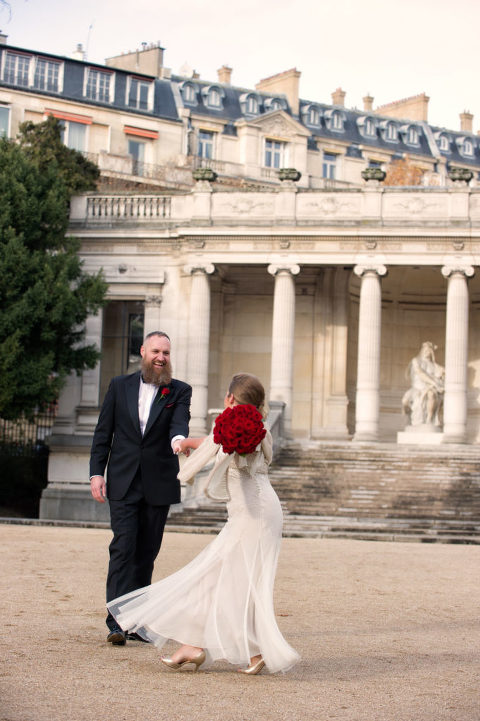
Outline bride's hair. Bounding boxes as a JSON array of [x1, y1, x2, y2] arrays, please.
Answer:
[[228, 373, 266, 416]]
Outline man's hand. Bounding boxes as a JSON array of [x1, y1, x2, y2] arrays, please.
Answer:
[[173, 439, 189, 456], [90, 475, 106, 503]]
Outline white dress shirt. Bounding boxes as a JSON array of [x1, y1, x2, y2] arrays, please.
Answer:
[[138, 378, 185, 450]]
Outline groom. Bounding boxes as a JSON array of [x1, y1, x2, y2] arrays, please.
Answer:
[[90, 331, 192, 645]]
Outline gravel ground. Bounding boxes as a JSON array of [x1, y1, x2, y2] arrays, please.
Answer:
[[0, 524, 479, 721]]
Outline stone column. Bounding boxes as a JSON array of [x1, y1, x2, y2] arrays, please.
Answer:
[[353, 263, 387, 441], [144, 295, 163, 337], [441, 264, 474, 443], [184, 263, 215, 434], [268, 263, 300, 436]]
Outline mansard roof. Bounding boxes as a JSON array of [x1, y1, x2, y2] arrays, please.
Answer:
[[3, 41, 480, 168], [0, 43, 180, 123]]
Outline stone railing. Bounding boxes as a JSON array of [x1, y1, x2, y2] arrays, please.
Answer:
[[84, 195, 172, 220], [267, 401, 286, 458], [70, 185, 480, 230]]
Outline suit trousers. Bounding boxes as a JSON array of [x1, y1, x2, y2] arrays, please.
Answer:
[[106, 470, 170, 630]]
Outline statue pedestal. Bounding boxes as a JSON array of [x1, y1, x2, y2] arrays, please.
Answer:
[[397, 425, 444, 445]]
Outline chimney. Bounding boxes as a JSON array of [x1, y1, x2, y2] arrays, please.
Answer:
[[217, 65, 232, 84], [363, 94, 374, 112], [332, 87, 346, 106], [460, 110, 473, 133], [0, 31, 7, 45], [71, 43, 85, 61], [256, 68, 301, 115]]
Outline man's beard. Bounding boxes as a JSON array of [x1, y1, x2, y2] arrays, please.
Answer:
[[141, 358, 172, 386]]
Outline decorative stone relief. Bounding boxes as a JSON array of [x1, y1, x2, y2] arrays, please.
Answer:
[[214, 196, 275, 215], [258, 116, 293, 138], [299, 196, 356, 216], [393, 197, 439, 214]]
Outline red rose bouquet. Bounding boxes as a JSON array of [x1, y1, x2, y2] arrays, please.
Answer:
[[213, 404, 266, 456]]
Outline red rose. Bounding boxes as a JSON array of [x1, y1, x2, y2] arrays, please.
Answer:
[[213, 404, 266, 456], [160, 387, 170, 398]]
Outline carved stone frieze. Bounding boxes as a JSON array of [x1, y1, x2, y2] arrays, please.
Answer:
[[214, 196, 275, 215], [258, 116, 293, 138], [299, 196, 356, 216]]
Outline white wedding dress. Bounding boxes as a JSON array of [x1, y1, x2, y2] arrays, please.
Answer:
[[107, 431, 300, 673]]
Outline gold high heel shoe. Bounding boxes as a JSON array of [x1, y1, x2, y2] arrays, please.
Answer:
[[160, 650, 206, 672], [238, 657, 265, 675]]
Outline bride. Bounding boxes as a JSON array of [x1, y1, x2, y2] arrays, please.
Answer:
[[107, 372, 300, 675]]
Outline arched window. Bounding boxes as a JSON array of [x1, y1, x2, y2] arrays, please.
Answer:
[[407, 126, 419, 145], [332, 111, 344, 131], [208, 88, 221, 107], [184, 84, 196, 103], [439, 135, 449, 152], [247, 95, 258, 114], [386, 123, 397, 141]]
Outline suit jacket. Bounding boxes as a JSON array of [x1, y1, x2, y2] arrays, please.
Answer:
[[89, 372, 192, 505]]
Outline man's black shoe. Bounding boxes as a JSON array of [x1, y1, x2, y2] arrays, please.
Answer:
[[107, 627, 126, 645], [125, 632, 149, 643]]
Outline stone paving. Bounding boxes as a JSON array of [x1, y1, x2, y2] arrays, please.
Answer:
[[0, 523, 479, 721]]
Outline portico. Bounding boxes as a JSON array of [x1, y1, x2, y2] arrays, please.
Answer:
[[40, 180, 480, 520]]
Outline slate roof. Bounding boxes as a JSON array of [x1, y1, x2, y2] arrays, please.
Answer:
[[2, 42, 480, 168], [0, 44, 180, 123]]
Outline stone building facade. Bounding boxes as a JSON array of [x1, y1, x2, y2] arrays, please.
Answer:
[[1, 38, 479, 520], [40, 176, 480, 520]]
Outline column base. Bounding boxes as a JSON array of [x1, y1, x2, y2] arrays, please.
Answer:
[[352, 432, 378, 443], [40, 485, 110, 523]]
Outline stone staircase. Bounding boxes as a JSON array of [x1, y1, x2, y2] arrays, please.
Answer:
[[166, 442, 480, 543]]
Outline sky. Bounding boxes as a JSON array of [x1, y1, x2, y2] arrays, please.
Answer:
[[3, 0, 479, 133]]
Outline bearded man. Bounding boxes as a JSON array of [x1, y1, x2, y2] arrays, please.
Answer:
[[90, 331, 192, 645]]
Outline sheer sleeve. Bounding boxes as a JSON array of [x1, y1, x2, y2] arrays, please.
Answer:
[[177, 433, 219, 485]]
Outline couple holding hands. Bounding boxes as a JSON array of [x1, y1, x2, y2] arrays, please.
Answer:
[[90, 331, 299, 675]]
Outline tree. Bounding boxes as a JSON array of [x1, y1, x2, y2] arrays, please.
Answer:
[[0, 125, 107, 420], [384, 154, 424, 186], [18, 115, 100, 194]]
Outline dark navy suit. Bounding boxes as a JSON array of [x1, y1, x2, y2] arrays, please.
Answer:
[[90, 371, 192, 629]]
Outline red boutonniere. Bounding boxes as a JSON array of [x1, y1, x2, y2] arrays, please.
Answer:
[[213, 404, 266, 456], [160, 387, 170, 399]]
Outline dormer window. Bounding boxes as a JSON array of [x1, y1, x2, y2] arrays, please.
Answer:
[[302, 104, 321, 127], [127, 77, 153, 111], [365, 118, 376, 136], [332, 112, 344, 130], [208, 88, 221, 107], [240, 92, 260, 115], [357, 116, 377, 138], [324, 109, 345, 132], [385, 122, 398, 141], [3, 51, 30, 86], [181, 82, 197, 105], [378, 120, 398, 142], [247, 95, 258, 113], [84, 67, 114, 103], [2, 52, 63, 93], [201, 85, 224, 109], [401, 124, 419, 146], [463, 138, 474, 156], [439, 134, 450, 152], [264, 97, 285, 112]]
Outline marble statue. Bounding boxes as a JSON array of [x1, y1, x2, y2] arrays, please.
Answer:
[[402, 342, 445, 427]]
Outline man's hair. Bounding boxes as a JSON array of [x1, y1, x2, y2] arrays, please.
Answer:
[[143, 331, 170, 343]]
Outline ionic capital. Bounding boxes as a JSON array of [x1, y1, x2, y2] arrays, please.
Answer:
[[267, 263, 300, 277], [354, 264, 387, 278], [441, 264, 474, 279], [184, 262, 215, 276]]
